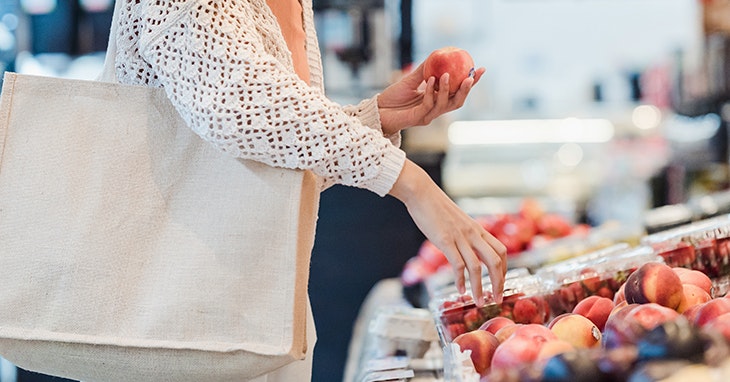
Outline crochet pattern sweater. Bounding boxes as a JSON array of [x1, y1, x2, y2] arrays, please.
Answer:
[[113, 0, 406, 196]]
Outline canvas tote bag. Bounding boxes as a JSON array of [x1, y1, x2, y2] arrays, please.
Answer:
[[0, 1, 318, 381]]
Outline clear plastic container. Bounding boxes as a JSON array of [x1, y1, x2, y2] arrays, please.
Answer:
[[641, 214, 730, 278], [508, 221, 645, 271], [535, 244, 660, 316], [424, 266, 531, 301], [429, 274, 550, 344]]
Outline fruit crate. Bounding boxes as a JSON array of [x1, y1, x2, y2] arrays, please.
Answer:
[[641, 214, 730, 278], [430, 274, 551, 344], [535, 244, 660, 317]]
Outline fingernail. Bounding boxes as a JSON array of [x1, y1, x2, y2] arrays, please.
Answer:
[[475, 295, 485, 307], [494, 291, 503, 304]]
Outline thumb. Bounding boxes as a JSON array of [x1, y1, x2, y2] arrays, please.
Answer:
[[404, 61, 427, 86]]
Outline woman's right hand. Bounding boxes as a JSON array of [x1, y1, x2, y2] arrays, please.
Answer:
[[389, 159, 507, 306]]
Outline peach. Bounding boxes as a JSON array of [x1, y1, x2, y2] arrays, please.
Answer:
[[613, 283, 626, 305], [536, 213, 572, 238], [625, 302, 679, 332], [478, 316, 516, 335], [682, 303, 704, 323], [676, 284, 712, 314], [453, 329, 500, 376], [417, 240, 448, 271], [604, 303, 641, 349], [536, 339, 576, 361], [519, 198, 544, 222], [624, 262, 684, 310], [573, 295, 615, 331], [703, 312, 730, 343], [491, 331, 544, 370], [549, 313, 601, 348], [673, 267, 713, 296], [513, 323, 558, 343], [609, 300, 629, 317], [694, 297, 730, 327], [423, 47, 475, 94], [494, 323, 522, 343]]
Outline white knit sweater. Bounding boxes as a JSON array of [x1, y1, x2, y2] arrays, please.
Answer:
[[113, 0, 406, 196]]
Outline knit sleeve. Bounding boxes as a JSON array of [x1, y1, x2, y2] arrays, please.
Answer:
[[342, 96, 402, 148], [135, 0, 405, 196]]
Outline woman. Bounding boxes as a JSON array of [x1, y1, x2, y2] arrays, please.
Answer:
[[113, 0, 506, 379]]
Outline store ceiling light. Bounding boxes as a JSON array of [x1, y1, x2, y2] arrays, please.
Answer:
[[448, 118, 615, 145]]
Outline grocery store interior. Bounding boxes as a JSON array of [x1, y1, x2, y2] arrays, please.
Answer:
[[2, 0, 730, 381]]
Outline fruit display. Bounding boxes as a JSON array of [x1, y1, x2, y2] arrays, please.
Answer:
[[641, 214, 730, 278], [442, 261, 730, 381], [431, 275, 551, 343], [477, 199, 583, 257], [391, 207, 730, 381], [509, 222, 645, 271], [535, 245, 659, 316]]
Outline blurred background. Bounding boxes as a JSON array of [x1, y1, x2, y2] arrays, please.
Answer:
[[0, 0, 729, 381]]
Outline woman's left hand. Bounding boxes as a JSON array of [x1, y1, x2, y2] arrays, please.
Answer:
[[377, 62, 486, 136]]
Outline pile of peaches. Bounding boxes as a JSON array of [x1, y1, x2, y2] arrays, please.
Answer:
[[450, 261, 730, 381]]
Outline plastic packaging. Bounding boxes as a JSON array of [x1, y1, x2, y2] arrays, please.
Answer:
[[430, 274, 550, 344], [641, 214, 730, 278], [535, 244, 660, 316]]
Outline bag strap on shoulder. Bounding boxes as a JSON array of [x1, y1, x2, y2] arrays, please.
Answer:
[[98, 0, 123, 83]]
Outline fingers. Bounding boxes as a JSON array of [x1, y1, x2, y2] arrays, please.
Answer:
[[443, 244, 467, 295], [407, 61, 427, 85], [457, 238, 486, 307], [472, 67, 486, 84], [436, 73, 451, 106], [473, 232, 507, 304], [446, 226, 506, 308]]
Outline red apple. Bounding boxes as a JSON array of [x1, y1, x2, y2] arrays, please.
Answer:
[[423, 46, 475, 94]]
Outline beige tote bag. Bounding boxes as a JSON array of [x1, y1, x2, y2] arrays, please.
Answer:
[[0, 1, 318, 381]]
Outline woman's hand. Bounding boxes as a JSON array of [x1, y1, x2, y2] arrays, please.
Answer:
[[389, 159, 506, 306], [377, 62, 486, 136]]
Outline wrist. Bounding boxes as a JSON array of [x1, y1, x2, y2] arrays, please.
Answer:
[[388, 159, 429, 204]]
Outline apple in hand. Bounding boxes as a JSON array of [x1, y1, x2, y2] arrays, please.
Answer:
[[423, 46, 475, 94]]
